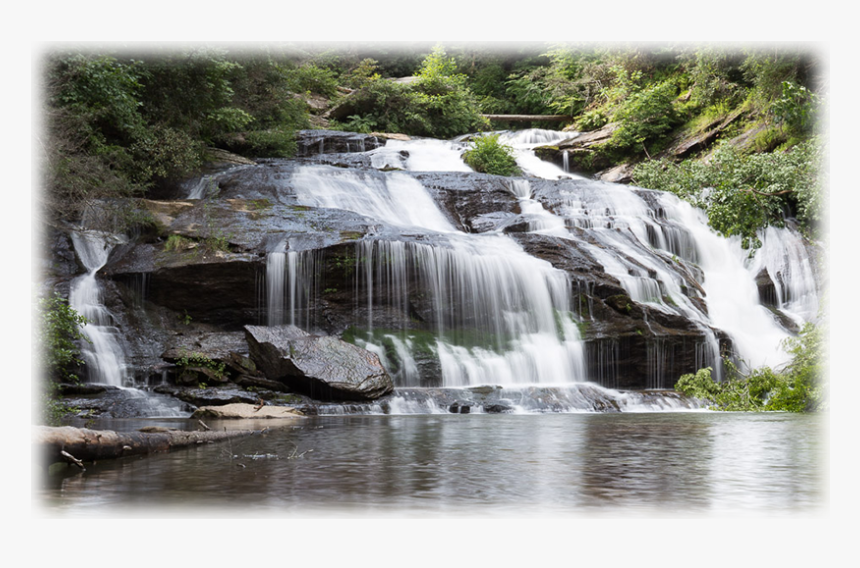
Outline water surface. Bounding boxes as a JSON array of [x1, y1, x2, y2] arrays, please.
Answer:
[[38, 412, 825, 517]]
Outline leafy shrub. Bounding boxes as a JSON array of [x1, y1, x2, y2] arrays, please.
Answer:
[[462, 134, 520, 176], [284, 63, 339, 97], [342, 58, 381, 89], [37, 293, 89, 382], [244, 127, 298, 157], [177, 350, 227, 381], [129, 124, 203, 181], [687, 47, 746, 107], [772, 80, 820, 135], [609, 79, 680, 151], [741, 49, 803, 104], [164, 234, 194, 252], [575, 109, 608, 131], [675, 323, 824, 412], [53, 54, 145, 141], [632, 137, 824, 249]]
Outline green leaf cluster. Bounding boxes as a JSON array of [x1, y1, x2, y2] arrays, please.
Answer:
[[632, 136, 824, 249], [176, 350, 227, 381], [462, 134, 521, 176], [37, 293, 89, 382], [607, 79, 681, 151], [675, 323, 825, 412], [338, 46, 489, 139]]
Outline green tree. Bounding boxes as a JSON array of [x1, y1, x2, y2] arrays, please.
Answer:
[[338, 46, 488, 138], [608, 79, 680, 152]]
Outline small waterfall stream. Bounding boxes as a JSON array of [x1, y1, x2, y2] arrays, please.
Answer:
[[69, 231, 128, 387], [68, 230, 187, 417]]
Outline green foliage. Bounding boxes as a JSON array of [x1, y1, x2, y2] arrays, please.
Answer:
[[675, 324, 825, 412], [741, 49, 803, 104], [575, 109, 608, 131], [337, 47, 488, 139], [44, 48, 312, 226], [53, 54, 145, 139], [129, 124, 203, 181], [675, 367, 722, 400], [244, 127, 298, 157], [284, 63, 339, 97], [342, 58, 381, 89], [462, 134, 521, 176], [37, 293, 89, 382], [416, 45, 459, 85], [772, 81, 821, 135], [632, 136, 824, 249], [608, 79, 680, 151], [136, 48, 247, 142], [176, 350, 227, 381], [164, 234, 193, 252], [686, 47, 746, 108], [40, 381, 83, 426]]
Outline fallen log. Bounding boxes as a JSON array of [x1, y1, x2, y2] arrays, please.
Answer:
[[34, 425, 267, 467], [481, 114, 571, 122]]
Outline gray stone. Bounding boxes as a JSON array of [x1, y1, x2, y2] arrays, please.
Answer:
[[244, 325, 394, 401]]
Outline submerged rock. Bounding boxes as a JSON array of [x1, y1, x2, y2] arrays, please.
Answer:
[[244, 325, 395, 401], [191, 402, 304, 419]]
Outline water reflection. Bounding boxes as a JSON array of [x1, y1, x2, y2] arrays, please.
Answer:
[[38, 413, 824, 516]]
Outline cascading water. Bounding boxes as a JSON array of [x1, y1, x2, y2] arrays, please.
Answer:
[[261, 129, 818, 396], [69, 231, 128, 386], [748, 223, 821, 326], [266, 241, 287, 326], [265, 159, 587, 388], [497, 128, 581, 179], [68, 230, 188, 417]]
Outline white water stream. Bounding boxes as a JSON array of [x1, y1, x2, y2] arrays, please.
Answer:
[[69, 231, 128, 387], [284, 165, 586, 387], [68, 230, 186, 416]]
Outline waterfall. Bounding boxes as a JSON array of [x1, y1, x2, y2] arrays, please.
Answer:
[[68, 231, 128, 386], [284, 163, 587, 387], [265, 129, 816, 390], [666, 196, 795, 371], [749, 224, 821, 326], [498, 129, 581, 180]]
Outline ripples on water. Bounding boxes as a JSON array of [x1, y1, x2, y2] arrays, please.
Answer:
[[38, 412, 824, 517]]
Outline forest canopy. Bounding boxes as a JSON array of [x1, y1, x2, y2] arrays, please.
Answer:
[[39, 43, 826, 240]]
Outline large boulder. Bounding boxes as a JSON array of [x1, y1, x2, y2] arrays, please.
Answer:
[[244, 325, 394, 401]]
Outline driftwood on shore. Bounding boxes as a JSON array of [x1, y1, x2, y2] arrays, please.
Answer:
[[34, 425, 266, 467]]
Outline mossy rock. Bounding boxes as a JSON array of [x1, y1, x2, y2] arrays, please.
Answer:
[[604, 294, 644, 319]]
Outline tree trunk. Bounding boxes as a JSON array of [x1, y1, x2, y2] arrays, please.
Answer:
[[34, 425, 267, 467], [481, 114, 571, 122]]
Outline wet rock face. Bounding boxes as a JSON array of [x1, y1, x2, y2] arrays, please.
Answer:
[[294, 130, 385, 157], [244, 325, 394, 401]]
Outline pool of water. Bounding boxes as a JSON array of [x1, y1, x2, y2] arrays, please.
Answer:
[[36, 412, 826, 517]]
